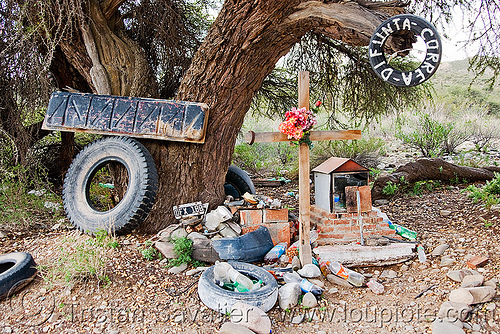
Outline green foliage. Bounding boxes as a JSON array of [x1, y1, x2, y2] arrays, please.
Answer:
[[463, 173, 500, 209], [382, 181, 398, 196], [396, 111, 453, 157], [168, 237, 205, 268], [408, 180, 441, 196], [141, 240, 161, 261]]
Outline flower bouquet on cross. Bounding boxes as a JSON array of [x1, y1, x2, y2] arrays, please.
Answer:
[[279, 101, 321, 146]]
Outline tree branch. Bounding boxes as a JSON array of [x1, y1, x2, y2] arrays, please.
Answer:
[[355, 0, 410, 9]]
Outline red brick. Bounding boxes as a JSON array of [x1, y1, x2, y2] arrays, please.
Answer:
[[318, 233, 345, 239], [343, 232, 361, 239], [368, 210, 378, 218], [379, 229, 396, 236], [239, 210, 263, 226], [335, 219, 350, 225], [362, 217, 372, 224], [264, 208, 288, 223], [320, 226, 336, 233], [467, 256, 489, 269], [379, 223, 390, 229], [336, 225, 354, 232], [363, 224, 377, 231]]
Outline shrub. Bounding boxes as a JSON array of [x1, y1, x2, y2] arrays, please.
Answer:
[[463, 173, 500, 209]]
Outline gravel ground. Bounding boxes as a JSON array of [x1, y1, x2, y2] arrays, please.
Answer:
[[0, 183, 499, 334]]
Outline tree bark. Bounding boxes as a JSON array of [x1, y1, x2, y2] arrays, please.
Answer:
[[371, 158, 500, 199]]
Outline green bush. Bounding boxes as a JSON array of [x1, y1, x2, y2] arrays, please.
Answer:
[[168, 237, 205, 268], [396, 112, 453, 157], [463, 173, 500, 209]]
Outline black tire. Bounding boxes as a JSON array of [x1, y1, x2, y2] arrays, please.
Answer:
[[198, 261, 278, 314], [368, 14, 442, 87], [224, 165, 255, 199], [63, 136, 158, 234], [0, 252, 37, 299]]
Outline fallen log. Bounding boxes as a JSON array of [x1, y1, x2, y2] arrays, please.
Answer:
[[371, 158, 500, 200]]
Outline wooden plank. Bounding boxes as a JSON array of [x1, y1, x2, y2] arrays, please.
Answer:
[[298, 71, 312, 266], [252, 179, 284, 187], [245, 130, 362, 144], [345, 185, 372, 213]]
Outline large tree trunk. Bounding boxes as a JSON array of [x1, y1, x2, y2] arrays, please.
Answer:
[[142, 0, 403, 232], [372, 158, 500, 199]]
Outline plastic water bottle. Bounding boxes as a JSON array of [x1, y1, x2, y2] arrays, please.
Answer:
[[216, 280, 250, 292], [299, 279, 323, 296], [228, 268, 254, 291], [250, 279, 263, 291], [283, 272, 302, 284], [366, 279, 384, 294], [333, 193, 341, 211], [319, 261, 329, 277], [264, 242, 287, 264], [417, 244, 427, 263], [328, 261, 365, 287], [388, 222, 417, 241]]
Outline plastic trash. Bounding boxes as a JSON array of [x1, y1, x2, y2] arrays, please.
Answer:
[[214, 261, 254, 291], [417, 244, 427, 263], [217, 280, 250, 292], [299, 279, 323, 296], [214, 261, 233, 283], [264, 242, 288, 264], [297, 263, 321, 278], [319, 260, 329, 277], [388, 222, 417, 241], [291, 256, 301, 271], [327, 261, 365, 287], [366, 279, 384, 294]]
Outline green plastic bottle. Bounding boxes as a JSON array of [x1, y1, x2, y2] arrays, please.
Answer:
[[388, 222, 417, 241]]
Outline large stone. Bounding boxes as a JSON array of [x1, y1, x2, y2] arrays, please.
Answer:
[[466, 286, 496, 304], [158, 224, 181, 242], [278, 283, 301, 309], [449, 289, 474, 305], [440, 256, 455, 267], [219, 322, 255, 334], [431, 244, 450, 257], [191, 238, 220, 263], [230, 302, 271, 334], [308, 279, 325, 288], [326, 274, 352, 288], [187, 232, 207, 241], [446, 269, 477, 283], [432, 319, 465, 334], [171, 227, 188, 240], [460, 274, 484, 288], [168, 263, 188, 274], [379, 269, 397, 279], [437, 301, 472, 322], [301, 292, 318, 308], [154, 241, 176, 259]]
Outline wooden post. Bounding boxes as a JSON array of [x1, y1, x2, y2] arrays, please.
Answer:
[[298, 71, 312, 265]]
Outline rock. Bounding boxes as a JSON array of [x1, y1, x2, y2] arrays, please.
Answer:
[[171, 227, 188, 240], [437, 302, 471, 322], [486, 303, 496, 311], [400, 264, 409, 272], [491, 204, 500, 211], [432, 319, 465, 334], [466, 286, 496, 304], [460, 275, 484, 288], [51, 223, 61, 230], [278, 283, 301, 309], [374, 199, 389, 206], [185, 267, 208, 276], [154, 241, 177, 259], [379, 269, 397, 279], [308, 279, 325, 288], [301, 292, 318, 308], [432, 244, 450, 257], [326, 274, 352, 288], [298, 264, 321, 278], [291, 314, 304, 324], [219, 322, 255, 334], [449, 289, 474, 305], [440, 210, 452, 217], [230, 302, 271, 334], [168, 263, 188, 274], [472, 324, 481, 331], [158, 224, 182, 242], [483, 278, 498, 288], [467, 256, 489, 269], [218, 223, 239, 238], [122, 239, 131, 245], [446, 269, 477, 282], [191, 238, 221, 263], [440, 256, 455, 267], [328, 287, 339, 294], [0, 231, 7, 238], [187, 232, 207, 240]]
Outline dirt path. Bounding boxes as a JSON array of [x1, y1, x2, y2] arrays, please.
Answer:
[[0, 185, 498, 334]]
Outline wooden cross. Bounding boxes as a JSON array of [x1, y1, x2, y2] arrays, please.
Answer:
[[245, 71, 361, 265]]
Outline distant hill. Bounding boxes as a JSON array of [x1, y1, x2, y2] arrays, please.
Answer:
[[430, 59, 500, 113]]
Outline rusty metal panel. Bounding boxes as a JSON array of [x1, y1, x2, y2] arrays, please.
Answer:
[[42, 92, 209, 143]]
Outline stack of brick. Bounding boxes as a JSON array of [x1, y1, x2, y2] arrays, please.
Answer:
[[239, 208, 291, 246], [310, 205, 396, 245]]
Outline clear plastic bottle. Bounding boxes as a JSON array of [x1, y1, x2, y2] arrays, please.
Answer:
[[366, 279, 384, 294], [228, 268, 254, 291], [327, 261, 365, 287], [417, 244, 427, 263], [388, 222, 417, 241], [299, 279, 323, 296], [264, 242, 288, 264], [319, 261, 330, 277], [283, 272, 302, 284]]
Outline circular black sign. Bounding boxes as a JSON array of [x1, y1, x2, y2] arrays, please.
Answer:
[[368, 14, 442, 87]]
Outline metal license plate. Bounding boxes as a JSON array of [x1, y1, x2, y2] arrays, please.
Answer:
[[173, 202, 209, 220]]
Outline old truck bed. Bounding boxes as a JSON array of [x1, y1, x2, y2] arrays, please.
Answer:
[[42, 92, 209, 143]]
